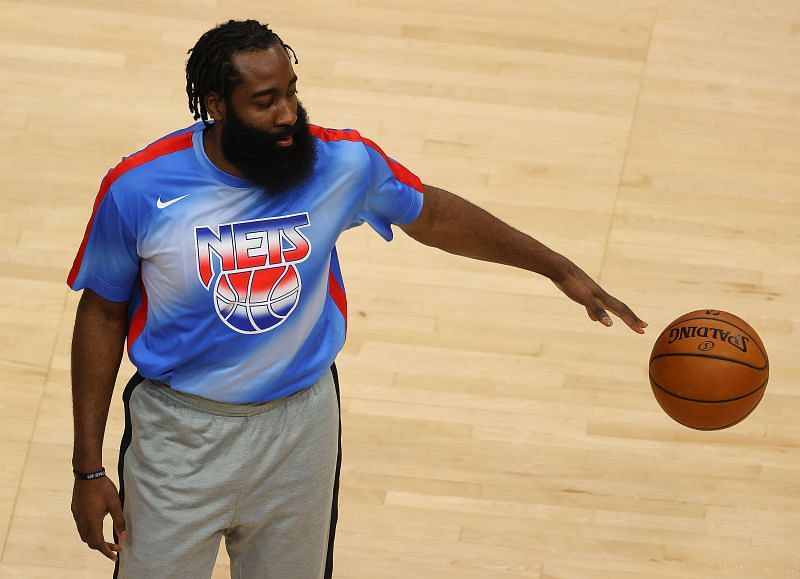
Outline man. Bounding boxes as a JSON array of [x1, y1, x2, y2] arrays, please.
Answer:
[[68, 19, 647, 579]]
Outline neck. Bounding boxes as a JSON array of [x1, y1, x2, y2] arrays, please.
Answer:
[[202, 123, 246, 178]]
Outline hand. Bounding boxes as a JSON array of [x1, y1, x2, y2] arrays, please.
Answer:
[[71, 475, 127, 560], [551, 259, 647, 334]]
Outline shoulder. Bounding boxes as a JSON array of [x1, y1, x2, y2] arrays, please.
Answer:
[[310, 125, 421, 192], [104, 123, 200, 194], [309, 125, 385, 156], [93, 123, 201, 227], [309, 124, 401, 169], [308, 125, 364, 144]]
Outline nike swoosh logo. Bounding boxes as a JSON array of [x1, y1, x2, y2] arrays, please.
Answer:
[[156, 194, 190, 209]]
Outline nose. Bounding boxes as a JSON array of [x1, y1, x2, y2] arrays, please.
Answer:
[[275, 98, 297, 128]]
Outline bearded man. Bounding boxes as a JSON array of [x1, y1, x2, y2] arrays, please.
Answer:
[[67, 19, 647, 579]]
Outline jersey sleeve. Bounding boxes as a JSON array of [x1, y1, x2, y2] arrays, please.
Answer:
[[67, 188, 140, 302], [353, 142, 424, 241]]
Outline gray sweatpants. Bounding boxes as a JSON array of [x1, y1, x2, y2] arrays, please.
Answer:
[[114, 368, 341, 579]]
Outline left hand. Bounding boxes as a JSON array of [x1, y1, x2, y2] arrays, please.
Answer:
[[550, 259, 647, 334]]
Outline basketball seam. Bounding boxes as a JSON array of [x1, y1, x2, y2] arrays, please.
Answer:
[[246, 269, 261, 331], [250, 268, 279, 305], [229, 274, 243, 303], [270, 266, 301, 319], [650, 352, 767, 371], [269, 290, 300, 317], [216, 296, 237, 321], [268, 265, 288, 302], [649, 372, 768, 403], [215, 277, 239, 321], [268, 266, 288, 317]]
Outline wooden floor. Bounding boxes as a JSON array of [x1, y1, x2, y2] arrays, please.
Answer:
[[1, 0, 799, 577]]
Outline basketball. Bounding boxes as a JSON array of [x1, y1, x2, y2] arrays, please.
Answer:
[[214, 265, 301, 333], [649, 309, 768, 430]]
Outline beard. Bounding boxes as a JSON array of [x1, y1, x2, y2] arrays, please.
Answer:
[[220, 100, 317, 193]]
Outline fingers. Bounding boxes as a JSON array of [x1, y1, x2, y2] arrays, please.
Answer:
[[72, 476, 126, 560], [597, 308, 613, 327], [586, 305, 611, 326], [87, 526, 121, 560], [599, 295, 648, 334], [559, 265, 647, 333], [610, 302, 647, 333]]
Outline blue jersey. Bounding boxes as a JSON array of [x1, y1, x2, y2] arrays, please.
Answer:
[[68, 121, 424, 403]]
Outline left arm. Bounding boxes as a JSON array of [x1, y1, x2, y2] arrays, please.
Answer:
[[400, 184, 647, 334]]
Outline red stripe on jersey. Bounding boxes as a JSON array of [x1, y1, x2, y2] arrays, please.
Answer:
[[67, 130, 194, 287], [128, 274, 148, 351], [328, 269, 347, 330], [308, 125, 423, 192]]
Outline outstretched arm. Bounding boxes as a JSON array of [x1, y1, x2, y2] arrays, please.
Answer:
[[399, 184, 647, 334]]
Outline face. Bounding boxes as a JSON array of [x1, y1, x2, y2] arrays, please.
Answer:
[[210, 46, 317, 193]]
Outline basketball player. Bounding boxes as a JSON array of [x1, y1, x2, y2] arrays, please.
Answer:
[[68, 19, 648, 579]]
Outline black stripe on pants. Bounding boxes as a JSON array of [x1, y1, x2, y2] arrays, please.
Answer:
[[325, 363, 343, 579], [113, 371, 145, 579]]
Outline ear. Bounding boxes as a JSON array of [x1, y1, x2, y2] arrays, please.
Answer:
[[205, 92, 226, 122]]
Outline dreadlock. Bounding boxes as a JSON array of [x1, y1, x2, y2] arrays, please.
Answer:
[[186, 19, 298, 123]]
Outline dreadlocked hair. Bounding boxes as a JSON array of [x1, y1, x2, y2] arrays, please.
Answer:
[[186, 19, 298, 123]]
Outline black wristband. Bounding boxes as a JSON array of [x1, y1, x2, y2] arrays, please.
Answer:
[[73, 467, 107, 480]]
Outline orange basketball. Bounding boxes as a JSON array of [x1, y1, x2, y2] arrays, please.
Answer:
[[649, 309, 768, 430]]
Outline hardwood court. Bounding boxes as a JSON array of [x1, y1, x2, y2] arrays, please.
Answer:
[[1, 0, 799, 577]]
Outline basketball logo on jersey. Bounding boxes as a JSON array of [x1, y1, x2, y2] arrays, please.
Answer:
[[194, 213, 311, 334]]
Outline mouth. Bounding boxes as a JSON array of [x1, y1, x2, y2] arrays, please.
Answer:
[[275, 135, 294, 147]]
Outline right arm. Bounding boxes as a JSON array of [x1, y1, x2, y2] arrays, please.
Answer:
[[70, 288, 128, 560]]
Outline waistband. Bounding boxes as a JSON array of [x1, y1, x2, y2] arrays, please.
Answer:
[[145, 370, 328, 417]]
